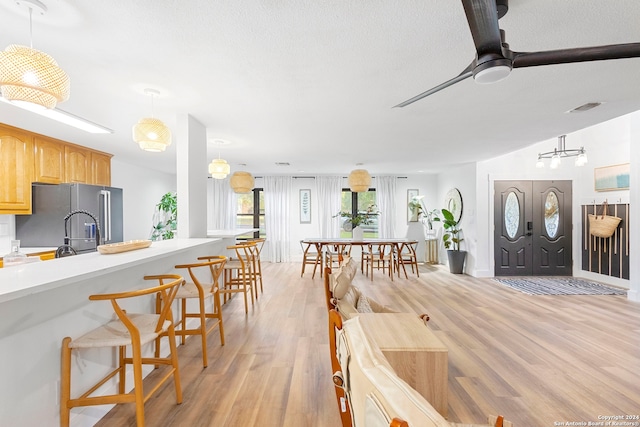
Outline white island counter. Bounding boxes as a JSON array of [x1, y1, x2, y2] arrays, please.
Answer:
[[0, 237, 226, 427]]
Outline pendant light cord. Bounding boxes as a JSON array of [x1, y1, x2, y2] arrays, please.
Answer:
[[28, 6, 34, 49]]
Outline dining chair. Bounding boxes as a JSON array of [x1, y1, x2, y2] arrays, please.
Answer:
[[300, 240, 322, 278], [60, 274, 184, 427], [364, 243, 394, 281], [325, 243, 351, 271], [395, 241, 420, 278], [172, 256, 226, 368]]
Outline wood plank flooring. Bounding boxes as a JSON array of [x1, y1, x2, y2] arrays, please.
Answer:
[[95, 262, 640, 427]]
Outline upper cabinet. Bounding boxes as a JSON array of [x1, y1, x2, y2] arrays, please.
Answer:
[[34, 136, 65, 184], [91, 152, 112, 186], [65, 145, 92, 183], [0, 124, 35, 214], [0, 123, 112, 214]]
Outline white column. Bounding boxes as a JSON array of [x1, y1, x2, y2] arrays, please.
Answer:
[[176, 114, 208, 238], [628, 111, 639, 302]]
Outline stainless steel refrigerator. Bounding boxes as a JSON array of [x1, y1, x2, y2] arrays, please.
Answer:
[[16, 183, 124, 253]]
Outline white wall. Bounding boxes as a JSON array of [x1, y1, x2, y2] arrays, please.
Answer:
[[435, 163, 478, 274], [111, 159, 176, 241]]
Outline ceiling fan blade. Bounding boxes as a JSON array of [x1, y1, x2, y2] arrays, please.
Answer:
[[512, 43, 640, 68], [393, 66, 473, 108], [462, 0, 503, 57]]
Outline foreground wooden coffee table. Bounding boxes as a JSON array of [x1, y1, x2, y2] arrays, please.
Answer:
[[357, 312, 449, 417]]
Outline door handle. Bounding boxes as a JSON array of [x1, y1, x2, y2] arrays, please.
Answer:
[[526, 232, 533, 236]]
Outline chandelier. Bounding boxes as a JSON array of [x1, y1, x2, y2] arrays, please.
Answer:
[[0, 0, 70, 109], [536, 135, 587, 169], [132, 89, 172, 152]]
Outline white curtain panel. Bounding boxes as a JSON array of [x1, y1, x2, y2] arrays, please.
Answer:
[[207, 177, 237, 230], [316, 176, 342, 238], [264, 176, 292, 262], [375, 176, 397, 238]]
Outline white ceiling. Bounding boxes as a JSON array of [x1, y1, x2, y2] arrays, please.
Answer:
[[1, 0, 639, 176]]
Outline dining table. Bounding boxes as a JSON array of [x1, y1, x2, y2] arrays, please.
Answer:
[[300, 237, 418, 279]]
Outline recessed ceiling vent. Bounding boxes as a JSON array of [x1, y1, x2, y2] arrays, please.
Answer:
[[568, 102, 602, 113], [275, 162, 290, 166]]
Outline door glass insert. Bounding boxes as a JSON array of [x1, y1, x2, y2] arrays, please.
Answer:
[[504, 192, 519, 239], [545, 191, 560, 238]]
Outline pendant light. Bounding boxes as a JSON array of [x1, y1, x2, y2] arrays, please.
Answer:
[[209, 155, 230, 179], [0, 0, 70, 109], [132, 88, 172, 152], [348, 168, 371, 192], [230, 171, 254, 193]]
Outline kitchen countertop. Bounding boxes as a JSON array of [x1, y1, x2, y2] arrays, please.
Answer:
[[0, 238, 221, 304], [207, 228, 259, 238]]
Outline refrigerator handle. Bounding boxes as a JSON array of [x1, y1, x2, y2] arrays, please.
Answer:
[[101, 190, 112, 242]]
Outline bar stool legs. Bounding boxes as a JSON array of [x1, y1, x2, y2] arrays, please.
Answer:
[[60, 275, 184, 427]]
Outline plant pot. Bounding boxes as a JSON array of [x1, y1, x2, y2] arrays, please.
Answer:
[[446, 250, 466, 274], [352, 226, 364, 241]]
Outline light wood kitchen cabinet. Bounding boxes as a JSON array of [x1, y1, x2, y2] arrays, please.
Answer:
[[0, 124, 34, 214], [65, 145, 92, 184], [0, 123, 112, 212], [34, 136, 65, 184], [91, 152, 112, 186]]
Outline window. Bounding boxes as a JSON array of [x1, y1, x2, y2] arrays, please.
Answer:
[[340, 189, 378, 238], [236, 188, 265, 239]]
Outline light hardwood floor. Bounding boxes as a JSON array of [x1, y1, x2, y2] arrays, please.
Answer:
[[95, 262, 640, 427]]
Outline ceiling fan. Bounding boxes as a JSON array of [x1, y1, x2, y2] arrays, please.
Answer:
[[394, 0, 640, 108]]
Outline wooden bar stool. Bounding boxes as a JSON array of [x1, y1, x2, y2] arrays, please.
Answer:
[[171, 256, 226, 368], [243, 239, 264, 299], [222, 243, 255, 313], [60, 274, 184, 427]]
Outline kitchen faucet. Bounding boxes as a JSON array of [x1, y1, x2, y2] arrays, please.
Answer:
[[55, 210, 101, 258]]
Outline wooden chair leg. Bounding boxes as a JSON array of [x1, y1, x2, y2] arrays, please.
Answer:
[[131, 341, 145, 427], [198, 294, 208, 368], [215, 293, 225, 346], [119, 345, 126, 393], [60, 337, 72, 427], [180, 299, 187, 345], [165, 323, 183, 404]]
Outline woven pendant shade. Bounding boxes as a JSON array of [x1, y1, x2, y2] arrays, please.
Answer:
[[230, 171, 254, 193], [348, 169, 371, 192], [0, 44, 70, 109], [132, 117, 172, 152], [209, 158, 230, 179]]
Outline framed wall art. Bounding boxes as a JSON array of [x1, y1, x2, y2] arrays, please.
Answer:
[[299, 189, 311, 223], [407, 189, 419, 223], [594, 163, 630, 191]]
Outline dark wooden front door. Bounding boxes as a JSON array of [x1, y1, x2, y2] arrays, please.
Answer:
[[494, 180, 572, 276]]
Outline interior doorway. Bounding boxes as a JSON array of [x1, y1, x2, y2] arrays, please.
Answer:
[[494, 180, 572, 276]]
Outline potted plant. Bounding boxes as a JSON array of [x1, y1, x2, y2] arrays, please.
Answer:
[[439, 208, 466, 274], [150, 192, 177, 241], [334, 204, 379, 240]]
